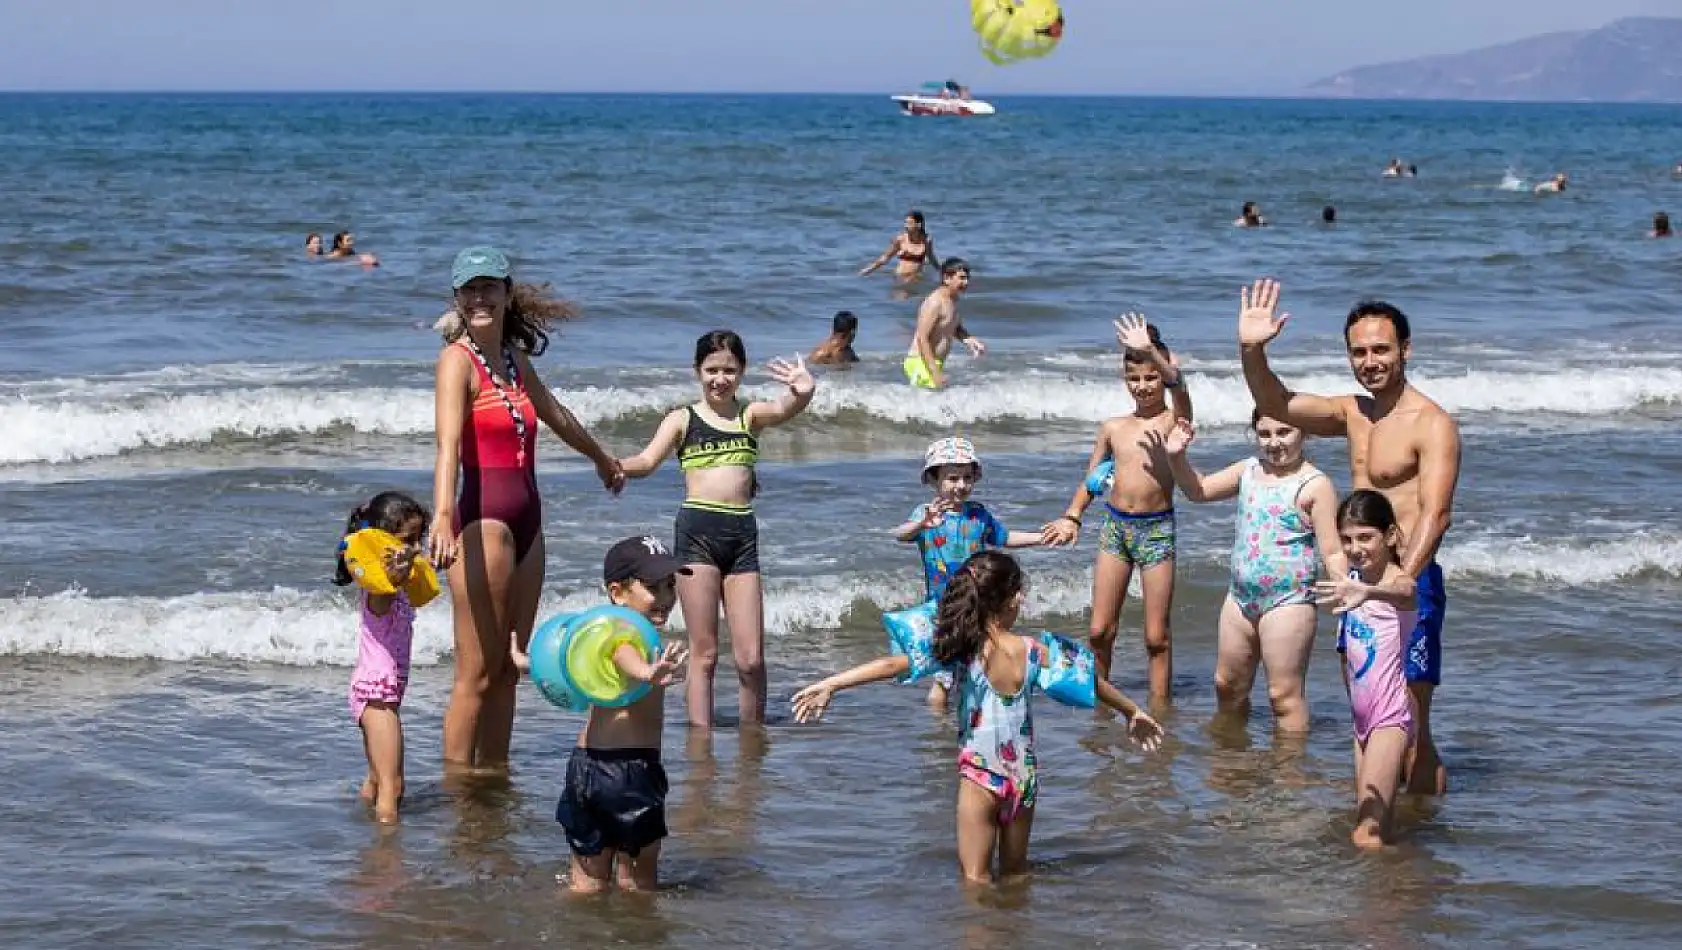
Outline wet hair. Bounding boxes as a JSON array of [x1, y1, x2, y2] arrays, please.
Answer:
[[1241, 201, 1258, 216], [333, 491, 429, 587], [832, 310, 858, 334], [694, 329, 747, 369], [305, 232, 321, 247], [1343, 300, 1411, 346], [1122, 323, 1171, 366], [1322, 205, 1337, 223], [1656, 212, 1672, 236], [1336, 489, 1400, 559], [331, 231, 351, 251], [932, 550, 1024, 667], [907, 210, 926, 228], [941, 257, 970, 279]]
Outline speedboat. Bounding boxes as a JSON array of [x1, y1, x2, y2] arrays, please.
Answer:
[[891, 81, 995, 117]]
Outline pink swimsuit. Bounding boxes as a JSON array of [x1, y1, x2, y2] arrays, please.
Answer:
[[349, 592, 414, 723], [1339, 582, 1417, 744]]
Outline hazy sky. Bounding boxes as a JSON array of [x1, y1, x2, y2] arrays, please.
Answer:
[[0, 0, 1676, 94]]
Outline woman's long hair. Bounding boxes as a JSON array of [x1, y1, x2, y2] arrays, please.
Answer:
[[439, 279, 578, 356]]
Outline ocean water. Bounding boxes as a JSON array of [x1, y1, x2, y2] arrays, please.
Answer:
[[1, 93, 1681, 949]]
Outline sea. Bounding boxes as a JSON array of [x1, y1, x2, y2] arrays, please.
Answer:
[[1, 93, 1680, 950]]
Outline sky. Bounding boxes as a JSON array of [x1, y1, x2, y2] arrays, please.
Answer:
[[0, 0, 1677, 94]]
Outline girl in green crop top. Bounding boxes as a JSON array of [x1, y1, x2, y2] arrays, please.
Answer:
[[618, 330, 816, 728]]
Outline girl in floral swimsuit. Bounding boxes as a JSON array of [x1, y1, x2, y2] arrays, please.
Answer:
[[791, 552, 1163, 885], [1160, 411, 1344, 733]]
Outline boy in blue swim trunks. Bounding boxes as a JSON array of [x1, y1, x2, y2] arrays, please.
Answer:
[[892, 436, 1058, 706], [1044, 314, 1192, 699]]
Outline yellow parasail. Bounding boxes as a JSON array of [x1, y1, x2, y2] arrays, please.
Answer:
[[970, 0, 1064, 65]]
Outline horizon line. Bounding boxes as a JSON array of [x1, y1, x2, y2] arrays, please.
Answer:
[[0, 89, 1671, 106]]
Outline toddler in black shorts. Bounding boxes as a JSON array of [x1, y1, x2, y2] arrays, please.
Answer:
[[513, 535, 691, 893]]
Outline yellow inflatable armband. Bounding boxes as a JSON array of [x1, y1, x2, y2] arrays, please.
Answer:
[[342, 528, 440, 609], [970, 0, 1064, 65]]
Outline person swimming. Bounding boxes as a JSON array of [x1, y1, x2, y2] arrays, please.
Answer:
[[1652, 212, 1672, 239], [809, 311, 860, 366], [1321, 205, 1337, 225], [861, 211, 940, 282], [1235, 202, 1267, 228], [328, 231, 381, 267], [1534, 173, 1568, 194]]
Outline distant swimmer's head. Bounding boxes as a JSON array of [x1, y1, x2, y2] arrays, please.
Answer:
[[832, 310, 859, 338], [1655, 212, 1673, 238], [1250, 407, 1306, 469], [1343, 300, 1411, 394], [304, 232, 323, 255], [906, 210, 927, 235], [922, 436, 982, 500], [693, 329, 748, 401], [331, 231, 355, 254], [940, 258, 971, 293], [1239, 202, 1264, 227], [1322, 205, 1337, 224]]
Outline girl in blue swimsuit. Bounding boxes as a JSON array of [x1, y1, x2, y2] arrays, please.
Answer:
[[1159, 411, 1345, 733]]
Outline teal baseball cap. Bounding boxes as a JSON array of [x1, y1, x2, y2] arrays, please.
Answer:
[[451, 246, 511, 289]]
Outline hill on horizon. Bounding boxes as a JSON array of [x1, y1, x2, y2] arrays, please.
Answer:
[[1306, 17, 1682, 103]]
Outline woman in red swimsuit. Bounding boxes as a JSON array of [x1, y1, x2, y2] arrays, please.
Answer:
[[859, 210, 940, 283], [429, 246, 625, 772]]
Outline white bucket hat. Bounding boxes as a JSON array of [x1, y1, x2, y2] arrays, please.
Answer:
[[922, 436, 982, 482]]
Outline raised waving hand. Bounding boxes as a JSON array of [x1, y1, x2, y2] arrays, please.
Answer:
[[1237, 278, 1291, 348]]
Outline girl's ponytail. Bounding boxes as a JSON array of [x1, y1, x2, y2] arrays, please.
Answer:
[[934, 550, 1024, 666]]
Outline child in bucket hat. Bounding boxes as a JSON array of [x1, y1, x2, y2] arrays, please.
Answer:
[[889, 436, 1063, 707]]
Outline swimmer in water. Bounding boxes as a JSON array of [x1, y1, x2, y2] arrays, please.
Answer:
[[1382, 158, 1404, 178], [1321, 206, 1337, 226], [1652, 212, 1672, 239], [808, 310, 860, 366], [1534, 173, 1568, 194], [860, 210, 940, 282], [305, 232, 325, 256], [905, 259, 984, 390], [1235, 202, 1267, 228], [329, 231, 381, 267]]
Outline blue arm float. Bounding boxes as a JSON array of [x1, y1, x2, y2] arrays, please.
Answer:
[[1033, 632, 1098, 709], [1085, 459, 1115, 496], [882, 599, 943, 683]]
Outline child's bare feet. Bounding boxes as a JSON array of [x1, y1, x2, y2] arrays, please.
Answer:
[[374, 804, 400, 825], [359, 774, 378, 805], [1350, 823, 1386, 850]]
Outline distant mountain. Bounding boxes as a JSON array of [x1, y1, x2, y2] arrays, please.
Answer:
[[1306, 17, 1682, 102]]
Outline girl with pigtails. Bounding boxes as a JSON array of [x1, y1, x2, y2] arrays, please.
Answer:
[[791, 550, 1164, 884]]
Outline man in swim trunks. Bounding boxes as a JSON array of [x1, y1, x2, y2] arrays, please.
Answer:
[[906, 258, 985, 390], [1237, 278, 1460, 796]]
